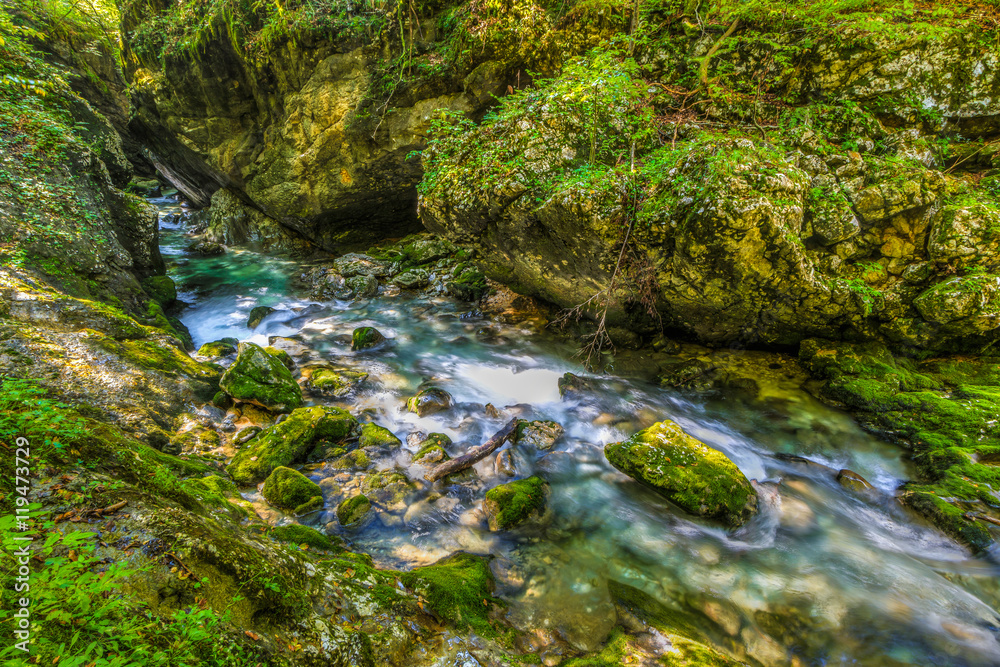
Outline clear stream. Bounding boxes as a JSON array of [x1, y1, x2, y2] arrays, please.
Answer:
[[155, 196, 1000, 666]]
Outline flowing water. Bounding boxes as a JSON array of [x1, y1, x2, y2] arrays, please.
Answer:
[[155, 196, 1000, 666]]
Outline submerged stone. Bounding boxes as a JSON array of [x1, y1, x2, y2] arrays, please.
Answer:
[[604, 421, 758, 527], [219, 342, 302, 413], [227, 405, 357, 485], [360, 468, 416, 506], [352, 326, 386, 351], [406, 387, 453, 417], [483, 476, 547, 531], [262, 466, 323, 514], [837, 469, 875, 495], [558, 372, 594, 400]]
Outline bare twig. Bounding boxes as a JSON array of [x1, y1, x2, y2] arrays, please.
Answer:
[[425, 418, 517, 482]]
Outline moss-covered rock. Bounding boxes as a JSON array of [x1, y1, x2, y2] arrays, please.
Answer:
[[227, 405, 357, 485], [142, 275, 177, 305], [405, 386, 453, 417], [351, 326, 386, 351], [306, 366, 369, 397], [346, 274, 379, 298], [261, 466, 324, 514], [401, 236, 458, 264], [358, 422, 402, 450], [270, 524, 340, 551], [399, 552, 501, 638], [483, 476, 547, 531], [337, 494, 372, 527], [219, 341, 302, 412], [392, 269, 430, 289], [412, 433, 452, 465], [197, 338, 239, 359], [605, 421, 758, 528], [247, 305, 275, 329], [445, 264, 488, 301]]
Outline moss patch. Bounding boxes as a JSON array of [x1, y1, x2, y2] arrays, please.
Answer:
[[219, 342, 302, 413], [261, 466, 323, 513], [337, 494, 372, 526], [483, 476, 547, 531], [399, 552, 501, 638]]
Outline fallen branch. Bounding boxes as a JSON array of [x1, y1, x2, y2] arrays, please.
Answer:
[[424, 418, 518, 482]]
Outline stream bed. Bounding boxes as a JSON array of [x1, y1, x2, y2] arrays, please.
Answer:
[[155, 195, 1000, 666]]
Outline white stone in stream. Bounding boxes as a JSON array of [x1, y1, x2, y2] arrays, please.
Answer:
[[741, 628, 788, 667], [457, 508, 484, 527], [778, 494, 816, 533], [390, 543, 451, 567], [703, 600, 742, 636]]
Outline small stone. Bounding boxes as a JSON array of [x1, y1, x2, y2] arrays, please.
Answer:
[[483, 476, 547, 531], [406, 387, 453, 417], [247, 306, 276, 329], [336, 494, 372, 527], [351, 326, 386, 351], [514, 420, 564, 451], [837, 469, 875, 495], [495, 450, 516, 477]]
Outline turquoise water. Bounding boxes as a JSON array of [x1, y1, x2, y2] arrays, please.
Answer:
[[156, 196, 1000, 666]]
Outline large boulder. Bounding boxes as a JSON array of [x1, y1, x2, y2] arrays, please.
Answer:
[[227, 406, 357, 485], [219, 342, 303, 412], [604, 421, 757, 527]]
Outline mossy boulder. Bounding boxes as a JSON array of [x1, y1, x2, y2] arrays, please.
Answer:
[[913, 274, 1000, 333], [346, 274, 379, 298], [329, 448, 374, 471], [197, 338, 239, 359], [514, 420, 564, 450], [392, 269, 430, 289], [358, 422, 402, 450], [264, 345, 295, 370], [142, 275, 177, 305], [401, 237, 458, 264], [483, 476, 548, 531], [351, 326, 386, 351], [334, 253, 392, 277], [219, 342, 302, 412], [167, 425, 221, 455], [262, 466, 324, 514], [336, 494, 372, 527], [227, 405, 357, 485], [445, 264, 487, 301], [307, 367, 369, 397], [605, 421, 758, 528], [247, 305, 275, 329], [398, 552, 500, 637], [406, 387, 453, 417]]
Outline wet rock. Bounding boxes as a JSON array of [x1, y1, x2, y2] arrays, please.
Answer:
[[219, 342, 302, 413], [837, 469, 875, 495], [247, 305, 276, 329], [558, 372, 594, 400], [392, 269, 430, 289], [261, 466, 324, 515], [334, 253, 392, 278], [304, 366, 369, 397], [346, 274, 379, 298], [658, 358, 716, 389], [913, 274, 1000, 334], [263, 345, 295, 370], [167, 419, 221, 455], [604, 420, 758, 527], [406, 386, 453, 417], [142, 275, 177, 305], [327, 448, 374, 471], [233, 425, 261, 445], [445, 264, 488, 301], [267, 336, 311, 359], [413, 433, 452, 465], [197, 337, 239, 359], [336, 493, 372, 528], [227, 405, 357, 485], [514, 420, 564, 451], [188, 240, 225, 255], [483, 476, 547, 531], [401, 236, 458, 264], [777, 493, 817, 535], [485, 403, 502, 419], [351, 326, 386, 351], [398, 552, 499, 637], [495, 450, 516, 477], [212, 391, 234, 411]]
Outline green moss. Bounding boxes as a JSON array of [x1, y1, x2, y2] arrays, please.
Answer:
[[310, 368, 369, 397], [330, 448, 373, 470], [405, 387, 453, 417], [483, 476, 547, 530], [337, 494, 372, 526], [413, 441, 450, 465], [261, 466, 323, 512], [399, 552, 501, 638], [359, 469, 415, 505], [197, 338, 239, 358], [168, 426, 221, 452], [270, 524, 341, 551], [219, 342, 302, 412], [605, 421, 758, 527], [264, 345, 295, 370], [358, 422, 401, 449], [351, 326, 386, 351], [142, 275, 177, 304], [227, 405, 357, 485]]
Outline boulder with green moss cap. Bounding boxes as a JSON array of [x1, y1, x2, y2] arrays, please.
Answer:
[[351, 326, 386, 351], [247, 305, 275, 329], [406, 387, 453, 417], [219, 342, 302, 412], [227, 405, 357, 485], [483, 476, 548, 531], [358, 422, 401, 451], [514, 420, 564, 450], [337, 494, 372, 527], [262, 466, 324, 514], [604, 421, 757, 528], [360, 468, 416, 507], [196, 338, 239, 359], [306, 366, 369, 397]]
